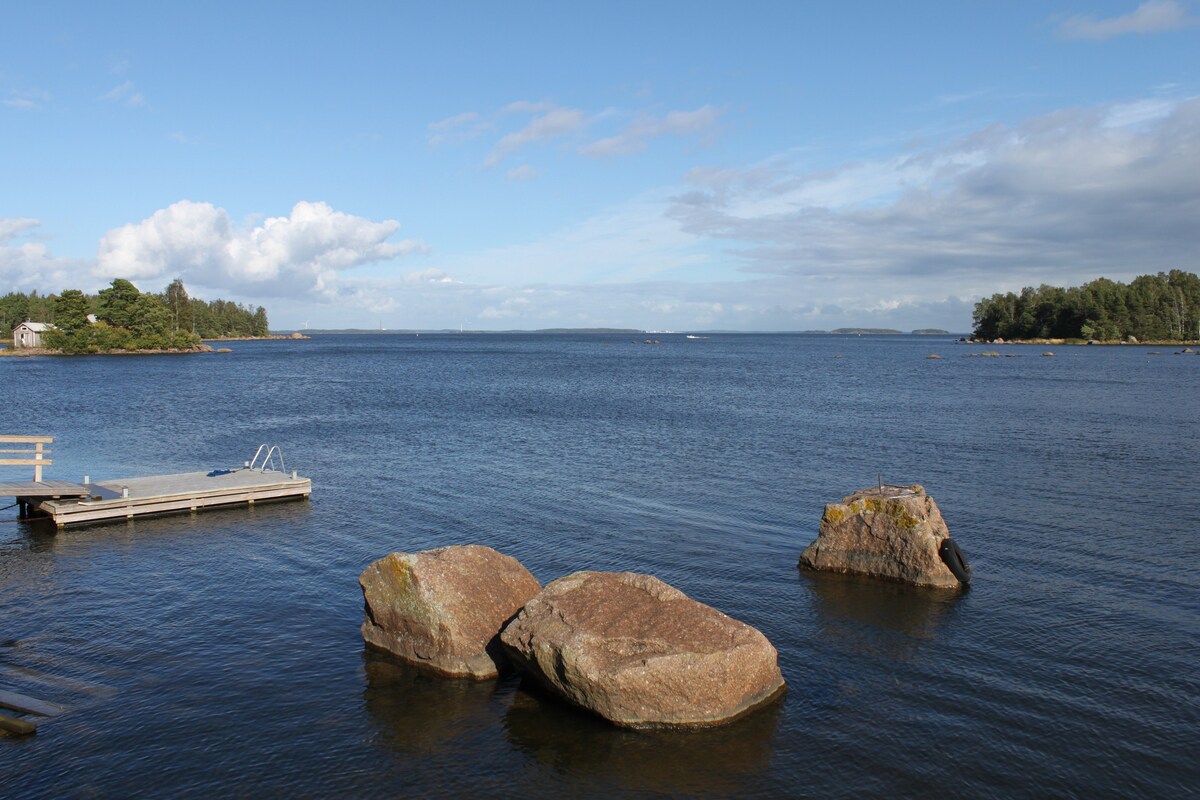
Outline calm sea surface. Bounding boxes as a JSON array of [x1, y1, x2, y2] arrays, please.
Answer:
[[2, 333, 1197, 798]]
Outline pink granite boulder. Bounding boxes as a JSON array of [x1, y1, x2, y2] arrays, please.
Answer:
[[799, 484, 962, 588], [500, 571, 785, 728], [359, 544, 541, 679]]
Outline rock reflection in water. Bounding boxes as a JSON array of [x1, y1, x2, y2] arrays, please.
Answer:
[[362, 649, 503, 755], [504, 683, 782, 797], [801, 570, 963, 662]]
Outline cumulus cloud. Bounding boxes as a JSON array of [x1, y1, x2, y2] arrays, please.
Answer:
[[0, 219, 80, 290], [581, 105, 722, 157], [95, 200, 428, 302], [667, 97, 1200, 301], [1057, 0, 1194, 40], [485, 104, 585, 166]]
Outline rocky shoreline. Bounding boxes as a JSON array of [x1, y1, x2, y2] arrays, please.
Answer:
[[202, 332, 310, 342], [964, 336, 1199, 346], [0, 343, 216, 357]]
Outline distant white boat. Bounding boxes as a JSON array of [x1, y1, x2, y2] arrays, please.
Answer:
[[686, 334, 708, 339]]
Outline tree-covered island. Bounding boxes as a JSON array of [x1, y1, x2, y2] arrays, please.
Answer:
[[2, 278, 270, 354], [972, 270, 1200, 342]]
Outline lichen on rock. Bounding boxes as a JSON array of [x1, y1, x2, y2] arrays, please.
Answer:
[[799, 484, 964, 589]]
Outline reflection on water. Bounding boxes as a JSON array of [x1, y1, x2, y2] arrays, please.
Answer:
[[363, 649, 504, 756], [504, 682, 782, 797], [4, 499, 312, 553], [801, 570, 963, 662]]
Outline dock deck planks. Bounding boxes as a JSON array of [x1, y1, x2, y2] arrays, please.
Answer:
[[0, 479, 90, 497], [33, 468, 310, 527]]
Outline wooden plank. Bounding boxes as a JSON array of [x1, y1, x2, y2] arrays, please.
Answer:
[[0, 712, 37, 735], [0, 481, 88, 497], [0, 663, 115, 697], [42, 483, 311, 525], [0, 449, 53, 455], [0, 436, 54, 444], [0, 688, 67, 717], [0, 459, 53, 466]]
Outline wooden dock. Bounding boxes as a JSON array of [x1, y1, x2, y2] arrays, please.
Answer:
[[31, 468, 311, 527], [2, 435, 311, 528]]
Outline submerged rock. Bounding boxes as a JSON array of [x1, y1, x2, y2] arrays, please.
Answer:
[[798, 484, 963, 589], [359, 544, 541, 679], [500, 571, 785, 728]]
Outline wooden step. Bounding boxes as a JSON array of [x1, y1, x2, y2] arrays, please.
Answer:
[[0, 687, 67, 717]]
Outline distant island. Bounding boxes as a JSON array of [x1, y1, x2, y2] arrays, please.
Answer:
[[973, 270, 1200, 342], [2, 278, 270, 355], [831, 328, 902, 335]]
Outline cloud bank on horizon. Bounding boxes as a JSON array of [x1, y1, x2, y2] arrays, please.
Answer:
[[2, 2, 1198, 332]]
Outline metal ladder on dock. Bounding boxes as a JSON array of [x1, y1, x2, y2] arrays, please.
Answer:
[[248, 444, 286, 474]]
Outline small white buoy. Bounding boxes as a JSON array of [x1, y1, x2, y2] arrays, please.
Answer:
[[121, 486, 129, 498], [83, 475, 90, 484]]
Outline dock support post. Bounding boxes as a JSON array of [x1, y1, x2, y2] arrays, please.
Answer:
[[33, 441, 44, 483]]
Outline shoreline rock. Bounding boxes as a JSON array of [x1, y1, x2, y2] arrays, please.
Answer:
[[0, 343, 213, 357], [500, 571, 786, 728], [798, 484, 963, 589], [359, 544, 541, 679]]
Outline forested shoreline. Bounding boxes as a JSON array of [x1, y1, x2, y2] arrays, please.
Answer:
[[2, 279, 269, 353], [972, 271, 1200, 342]]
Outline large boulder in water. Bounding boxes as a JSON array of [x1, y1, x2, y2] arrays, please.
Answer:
[[359, 544, 541, 679], [798, 484, 962, 588], [499, 571, 786, 728]]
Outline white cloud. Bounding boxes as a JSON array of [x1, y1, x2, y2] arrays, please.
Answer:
[[99, 81, 144, 107], [0, 219, 40, 241], [667, 97, 1200, 305], [435, 193, 710, 287], [95, 200, 429, 303], [428, 111, 485, 145], [581, 105, 722, 157], [1057, 0, 1194, 40], [4, 88, 50, 110], [0, 219, 80, 290], [290, 90, 1200, 332], [506, 164, 539, 181], [485, 105, 585, 166]]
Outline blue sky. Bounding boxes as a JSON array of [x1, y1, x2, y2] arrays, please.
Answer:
[[2, 1, 1198, 331]]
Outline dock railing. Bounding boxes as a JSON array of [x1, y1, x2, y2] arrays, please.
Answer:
[[0, 435, 54, 482]]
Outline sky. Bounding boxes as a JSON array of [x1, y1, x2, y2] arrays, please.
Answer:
[[2, 1, 1198, 332]]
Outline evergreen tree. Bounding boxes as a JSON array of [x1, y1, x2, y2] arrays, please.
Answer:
[[973, 271, 1200, 341]]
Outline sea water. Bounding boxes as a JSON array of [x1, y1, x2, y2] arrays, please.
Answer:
[[2, 334, 1197, 798]]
